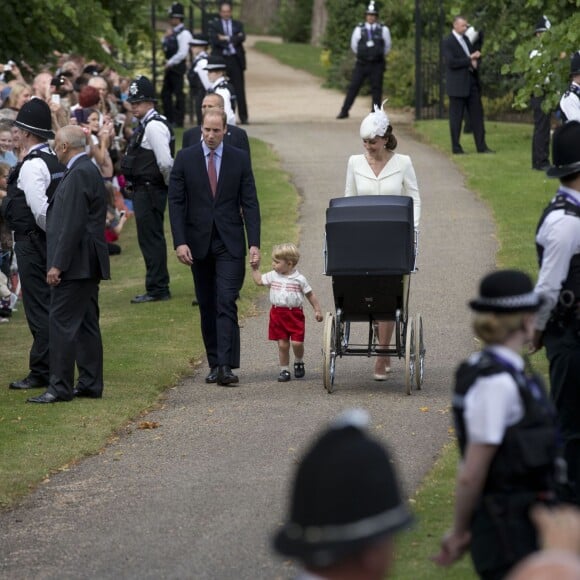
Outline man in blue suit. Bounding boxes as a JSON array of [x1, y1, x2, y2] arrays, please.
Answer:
[[168, 108, 260, 386]]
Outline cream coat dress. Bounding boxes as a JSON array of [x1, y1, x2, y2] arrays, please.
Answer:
[[344, 153, 421, 227]]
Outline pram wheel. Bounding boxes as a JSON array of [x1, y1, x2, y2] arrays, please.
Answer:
[[414, 314, 425, 389], [322, 312, 336, 393], [404, 316, 415, 395]]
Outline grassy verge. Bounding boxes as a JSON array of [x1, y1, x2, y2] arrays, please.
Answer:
[[0, 135, 298, 508], [253, 41, 326, 79]]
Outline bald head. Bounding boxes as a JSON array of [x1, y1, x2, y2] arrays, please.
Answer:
[[54, 125, 86, 164]]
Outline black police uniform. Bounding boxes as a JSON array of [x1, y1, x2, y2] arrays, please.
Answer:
[[536, 190, 580, 504], [2, 146, 65, 384], [122, 110, 174, 300], [453, 350, 559, 579], [337, 20, 390, 118]]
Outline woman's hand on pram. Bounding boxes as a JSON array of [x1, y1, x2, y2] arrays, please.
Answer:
[[314, 311, 323, 322]]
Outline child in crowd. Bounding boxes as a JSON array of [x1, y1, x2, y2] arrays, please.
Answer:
[[251, 243, 323, 382], [0, 122, 17, 167]]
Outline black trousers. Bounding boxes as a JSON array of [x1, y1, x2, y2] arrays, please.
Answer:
[[448, 74, 487, 152], [14, 237, 50, 384], [192, 232, 244, 369], [531, 95, 551, 169], [48, 278, 103, 400], [161, 68, 185, 127], [223, 54, 248, 123], [544, 323, 580, 504], [339, 60, 385, 115], [133, 186, 170, 298]]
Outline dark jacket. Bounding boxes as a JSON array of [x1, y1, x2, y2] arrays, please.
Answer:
[[168, 143, 260, 260], [442, 32, 479, 97], [46, 154, 110, 280], [208, 18, 246, 70]]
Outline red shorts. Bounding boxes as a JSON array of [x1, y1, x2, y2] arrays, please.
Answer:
[[268, 306, 305, 342]]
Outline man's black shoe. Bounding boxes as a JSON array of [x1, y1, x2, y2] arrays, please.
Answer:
[[9, 377, 47, 390], [73, 388, 102, 399], [131, 293, 171, 304], [452, 148, 465, 154], [205, 366, 219, 384], [192, 298, 199, 306], [27, 391, 70, 403], [478, 147, 495, 154], [336, 112, 349, 119], [217, 365, 239, 386], [533, 164, 551, 171]]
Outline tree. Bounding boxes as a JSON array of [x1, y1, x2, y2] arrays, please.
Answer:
[[310, 0, 327, 45], [240, 0, 282, 34], [0, 0, 152, 74]]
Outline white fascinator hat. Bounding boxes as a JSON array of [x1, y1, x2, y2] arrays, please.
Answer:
[[360, 100, 390, 140]]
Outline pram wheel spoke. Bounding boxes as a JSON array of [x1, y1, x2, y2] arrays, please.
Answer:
[[322, 312, 336, 393], [414, 314, 425, 389], [405, 316, 415, 395]]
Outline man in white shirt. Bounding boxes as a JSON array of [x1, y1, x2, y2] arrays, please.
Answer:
[[122, 76, 174, 304], [204, 56, 237, 126], [560, 51, 580, 123], [1, 99, 65, 391], [336, 1, 391, 119], [533, 120, 580, 504], [161, 2, 193, 128]]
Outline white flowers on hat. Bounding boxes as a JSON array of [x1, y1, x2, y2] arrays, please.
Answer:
[[360, 99, 390, 140]]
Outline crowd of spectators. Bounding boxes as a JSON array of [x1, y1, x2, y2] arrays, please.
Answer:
[[0, 57, 135, 323]]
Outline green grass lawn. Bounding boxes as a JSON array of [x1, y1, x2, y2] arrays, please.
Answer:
[[0, 135, 298, 508], [253, 41, 326, 79]]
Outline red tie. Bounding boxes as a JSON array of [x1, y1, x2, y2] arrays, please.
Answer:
[[208, 150, 217, 196]]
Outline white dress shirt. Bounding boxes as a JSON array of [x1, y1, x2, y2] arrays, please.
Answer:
[[16, 143, 53, 231], [463, 346, 524, 445], [350, 23, 391, 55], [535, 186, 580, 330], [560, 82, 580, 122], [166, 23, 194, 68], [140, 109, 174, 185]]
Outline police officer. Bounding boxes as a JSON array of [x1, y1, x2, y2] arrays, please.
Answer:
[[533, 120, 580, 505], [273, 409, 413, 578], [161, 2, 193, 128], [435, 270, 561, 579], [559, 51, 580, 123], [204, 56, 236, 126], [122, 76, 174, 304], [187, 34, 211, 126], [336, 0, 391, 120], [1, 99, 65, 390]]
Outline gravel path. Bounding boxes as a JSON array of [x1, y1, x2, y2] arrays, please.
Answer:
[[0, 38, 497, 579]]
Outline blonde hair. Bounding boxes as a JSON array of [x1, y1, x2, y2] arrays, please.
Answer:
[[472, 311, 527, 345], [6, 81, 32, 109], [272, 242, 300, 265], [0, 161, 10, 178]]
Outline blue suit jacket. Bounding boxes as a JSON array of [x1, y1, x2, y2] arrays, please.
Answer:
[[168, 143, 260, 260]]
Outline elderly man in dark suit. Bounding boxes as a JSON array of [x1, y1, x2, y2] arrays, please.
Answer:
[[209, 1, 248, 124], [182, 93, 250, 153], [28, 126, 110, 403], [442, 15, 493, 155], [168, 109, 260, 387]]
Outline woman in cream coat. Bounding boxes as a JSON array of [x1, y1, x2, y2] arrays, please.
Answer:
[[345, 103, 421, 380]]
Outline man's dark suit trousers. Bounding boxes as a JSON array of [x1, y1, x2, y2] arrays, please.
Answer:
[[192, 230, 244, 369], [48, 279, 103, 400], [448, 74, 486, 152]]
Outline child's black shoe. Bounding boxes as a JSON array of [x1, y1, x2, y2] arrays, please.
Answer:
[[278, 370, 291, 382], [294, 362, 305, 378]]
